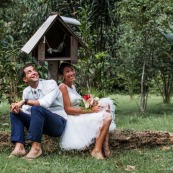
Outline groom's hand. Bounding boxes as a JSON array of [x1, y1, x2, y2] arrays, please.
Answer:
[[10, 103, 20, 114]]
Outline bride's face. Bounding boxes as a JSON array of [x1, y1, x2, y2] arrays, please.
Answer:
[[63, 66, 76, 82]]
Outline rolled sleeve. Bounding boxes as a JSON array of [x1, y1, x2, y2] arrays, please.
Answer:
[[38, 80, 59, 108]]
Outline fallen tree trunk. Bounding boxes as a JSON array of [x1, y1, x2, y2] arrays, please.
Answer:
[[1, 130, 173, 153], [109, 129, 173, 150]]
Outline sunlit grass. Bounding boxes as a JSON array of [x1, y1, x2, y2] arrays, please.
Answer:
[[109, 94, 173, 131], [0, 101, 10, 115], [0, 101, 10, 131], [0, 148, 173, 173]]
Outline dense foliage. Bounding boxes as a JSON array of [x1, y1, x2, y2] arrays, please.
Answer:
[[1, 0, 173, 111]]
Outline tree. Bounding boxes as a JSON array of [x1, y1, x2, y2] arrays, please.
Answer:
[[117, 0, 173, 111]]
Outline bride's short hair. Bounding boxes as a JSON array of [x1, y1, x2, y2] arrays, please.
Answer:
[[58, 62, 73, 75]]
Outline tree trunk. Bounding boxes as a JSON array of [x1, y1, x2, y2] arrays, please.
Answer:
[[140, 61, 147, 113], [1, 130, 173, 153], [161, 73, 172, 104], [109, 130, 172, 150]]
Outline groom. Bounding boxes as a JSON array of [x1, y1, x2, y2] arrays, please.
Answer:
[[9, 64, 67, 159]]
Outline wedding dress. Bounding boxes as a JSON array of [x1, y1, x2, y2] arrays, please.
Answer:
[[60, 84, 116, 150]]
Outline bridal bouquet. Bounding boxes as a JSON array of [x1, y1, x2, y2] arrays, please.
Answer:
[[82, 94, 99, 108]]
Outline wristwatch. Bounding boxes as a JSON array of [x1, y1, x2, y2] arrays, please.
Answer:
[[24, 99, 28, 105]]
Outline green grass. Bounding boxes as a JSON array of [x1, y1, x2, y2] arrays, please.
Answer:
[[0, 101, 10, 131], [1, 148, 173, 173], [0, 101, 10, 115], [1, 95, 173, 173], [110, 94, 173, 131]]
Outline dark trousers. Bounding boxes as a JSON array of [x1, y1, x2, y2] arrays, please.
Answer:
[[10, 106, 66, 144]]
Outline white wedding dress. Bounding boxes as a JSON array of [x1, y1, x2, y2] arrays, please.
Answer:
[[60, 84, 116, 150]]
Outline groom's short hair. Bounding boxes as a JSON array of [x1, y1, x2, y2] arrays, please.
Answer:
[[20, 63, 35, 78]]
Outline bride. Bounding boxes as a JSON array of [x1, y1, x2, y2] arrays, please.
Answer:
[[58, 62, 116, 159]]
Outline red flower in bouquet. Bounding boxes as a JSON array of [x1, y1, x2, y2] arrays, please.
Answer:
[[83, 94, 91, 101], [82, 94, 99, 108]]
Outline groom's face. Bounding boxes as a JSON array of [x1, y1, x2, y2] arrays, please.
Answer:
[[23, 66, 39, 84]]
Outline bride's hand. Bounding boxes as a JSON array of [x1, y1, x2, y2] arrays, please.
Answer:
[[92, 105, 103, 113]]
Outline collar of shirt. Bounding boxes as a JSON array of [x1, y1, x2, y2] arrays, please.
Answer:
[[29, 79, 45, 94]]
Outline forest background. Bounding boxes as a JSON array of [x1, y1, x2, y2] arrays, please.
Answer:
[[1, 0, 173, 113]]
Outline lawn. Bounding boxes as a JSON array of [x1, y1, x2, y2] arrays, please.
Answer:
[[0, 94, 173, 173]]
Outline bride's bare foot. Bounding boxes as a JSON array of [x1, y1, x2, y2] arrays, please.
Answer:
[[91, 150, 104, 160], [103, 146, 111, 158], [9, 143, 26, 158], [103, 134, 111, 158]]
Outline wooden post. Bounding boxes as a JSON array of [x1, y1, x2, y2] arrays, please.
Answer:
[[38, 37, 45, 65], [48, 61, 59, 82], [70, 36, 78, 64]]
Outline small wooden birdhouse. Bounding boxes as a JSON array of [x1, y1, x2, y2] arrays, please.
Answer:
[[21, 13, 87, 82]]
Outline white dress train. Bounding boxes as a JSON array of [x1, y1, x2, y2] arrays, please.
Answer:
[[60, 84, 116, 150]]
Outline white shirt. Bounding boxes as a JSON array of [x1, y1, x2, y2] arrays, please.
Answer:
[[22, 79, 67, 119]]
